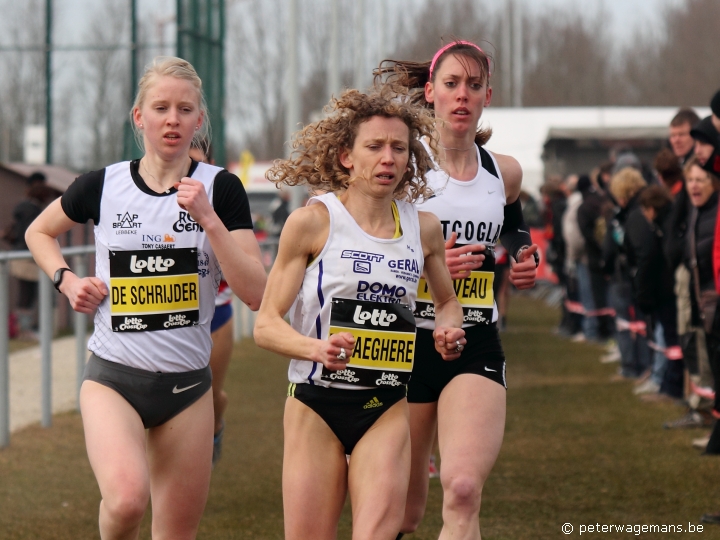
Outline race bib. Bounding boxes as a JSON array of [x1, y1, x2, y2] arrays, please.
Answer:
[[321, 298, 416, 387], [109, 248, 200, 332], [414, 270, 495, 325]]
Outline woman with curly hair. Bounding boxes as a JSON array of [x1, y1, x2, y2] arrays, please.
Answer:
[[376, 40, 539, 539], [254, 86, 465, 540]]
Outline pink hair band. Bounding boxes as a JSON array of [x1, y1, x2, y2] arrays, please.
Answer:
[[428, 41, 485, 80]]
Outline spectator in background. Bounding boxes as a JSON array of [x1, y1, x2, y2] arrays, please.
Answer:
[[576, 175, 611, 342], [710, 89, 720, 134], [604, 167, 651, 380], [542, 176, 581, 336], [626, 186, 680, 398], [562, 174, 587, 341], [2, 172, 50, 337], [596, 162, 614, 195], [519, 189, 542, 228], [680, 157, 720, 455], [691, 117, 719, 170], [267, 189, 290, 237], [655, 148, 685, 197], [663, 125, 716, 429], [669, 107, 701, 165]]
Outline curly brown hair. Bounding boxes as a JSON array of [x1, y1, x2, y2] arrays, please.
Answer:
[[374, 40, 493, 147], [266, 86, 437, 202]]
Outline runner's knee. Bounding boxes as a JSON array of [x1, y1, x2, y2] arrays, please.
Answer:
[[442, 474, 482, 513], [103, 486, 149, 525]]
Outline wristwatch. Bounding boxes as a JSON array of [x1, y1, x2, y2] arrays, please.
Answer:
[[53, 267, 72, 292], [516, 247, 540, 268]]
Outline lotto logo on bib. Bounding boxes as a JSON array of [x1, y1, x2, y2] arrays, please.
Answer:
[[109, 247, 200, 332], [414, 270, 495, 325], [321, 298, 416, 387]]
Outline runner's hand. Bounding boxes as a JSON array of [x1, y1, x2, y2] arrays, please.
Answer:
[[315, 332, 356, 371], [433, 326, 466, 361], [175, 177, 214, 226], [62, 274, 107, 314], [445, 232, 485, 280], [509, 244, 538, 290]]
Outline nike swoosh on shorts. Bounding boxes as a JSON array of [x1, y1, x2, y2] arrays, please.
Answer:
[[172, 382, 202, 394], [484, 366, 497, 372]]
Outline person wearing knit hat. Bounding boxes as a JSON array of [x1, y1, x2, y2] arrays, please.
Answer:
[[691, 116, 720, 175]]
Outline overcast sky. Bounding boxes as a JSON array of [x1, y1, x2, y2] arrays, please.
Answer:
[[47, 0, 685, 48]]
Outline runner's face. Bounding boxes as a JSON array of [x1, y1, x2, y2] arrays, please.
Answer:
[[425, 54, 491, 138], [686, 164, 715, 207], [340, 116, 410, 196], [134, 76, 203, 159]]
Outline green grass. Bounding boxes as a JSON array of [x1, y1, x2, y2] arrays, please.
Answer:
[[2, 296, 720, 539]]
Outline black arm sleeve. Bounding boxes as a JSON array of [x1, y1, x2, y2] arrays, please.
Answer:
[[499, 197, 532, 260], [212, 171, 254, 231], [60, 169, 105, 224]]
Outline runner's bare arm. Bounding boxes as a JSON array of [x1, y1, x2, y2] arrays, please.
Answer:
[[420, 211, 465, 360], [494, 152, 523, 204], [254, 205, 355, 370], [176, 177, 267, 310], [25, 198, 108, 314]]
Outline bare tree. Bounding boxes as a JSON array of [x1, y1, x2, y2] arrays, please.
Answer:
[[226, 0, 286, 161], [0, 0, 46, 162], [620, 0, 720, 106], [392, 0, 497, 63], [522, 7, 613, 106], [78, 0, 130, 169]]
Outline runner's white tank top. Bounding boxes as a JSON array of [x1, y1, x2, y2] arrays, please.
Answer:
[[415, 142, 505, 329], [288, 193, 424, 389], [88, 161, 222, 372]]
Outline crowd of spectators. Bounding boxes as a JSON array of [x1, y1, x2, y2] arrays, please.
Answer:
[[540, 92, 720, 490]]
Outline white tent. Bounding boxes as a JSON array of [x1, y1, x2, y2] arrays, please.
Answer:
[[482, 106, 711, 196]]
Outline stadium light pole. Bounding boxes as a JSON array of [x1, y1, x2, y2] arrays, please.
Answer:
[[285, 0, 304, 210], [353, 0, 365, 90], [45, 0, 52, 163], [502, 0, 511, 106], [512, 0, 523, 107], [327, 0, 340, 101]]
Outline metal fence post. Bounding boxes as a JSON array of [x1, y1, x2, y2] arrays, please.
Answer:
[[39, 270, 53, 428], [0, 261, 9, 447], [72, 254, 87, 408]]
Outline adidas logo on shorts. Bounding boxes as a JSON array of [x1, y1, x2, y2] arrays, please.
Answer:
[[363, 396, 383, 409]]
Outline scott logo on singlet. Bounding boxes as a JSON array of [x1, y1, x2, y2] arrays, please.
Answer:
[[342, 250, 384, 274]]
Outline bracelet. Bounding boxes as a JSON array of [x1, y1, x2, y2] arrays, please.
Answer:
[[516, 246, 540, 268]]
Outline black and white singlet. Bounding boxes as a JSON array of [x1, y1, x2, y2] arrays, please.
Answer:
[[415, 142, 505, 329], [287, 193, 424, 389], [61, 159, 252, 373]]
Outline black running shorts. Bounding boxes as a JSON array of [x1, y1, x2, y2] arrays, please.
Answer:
[[289, 383, 406, 454], [407, 323, 506, 403], [84, 354, 212, 428]]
